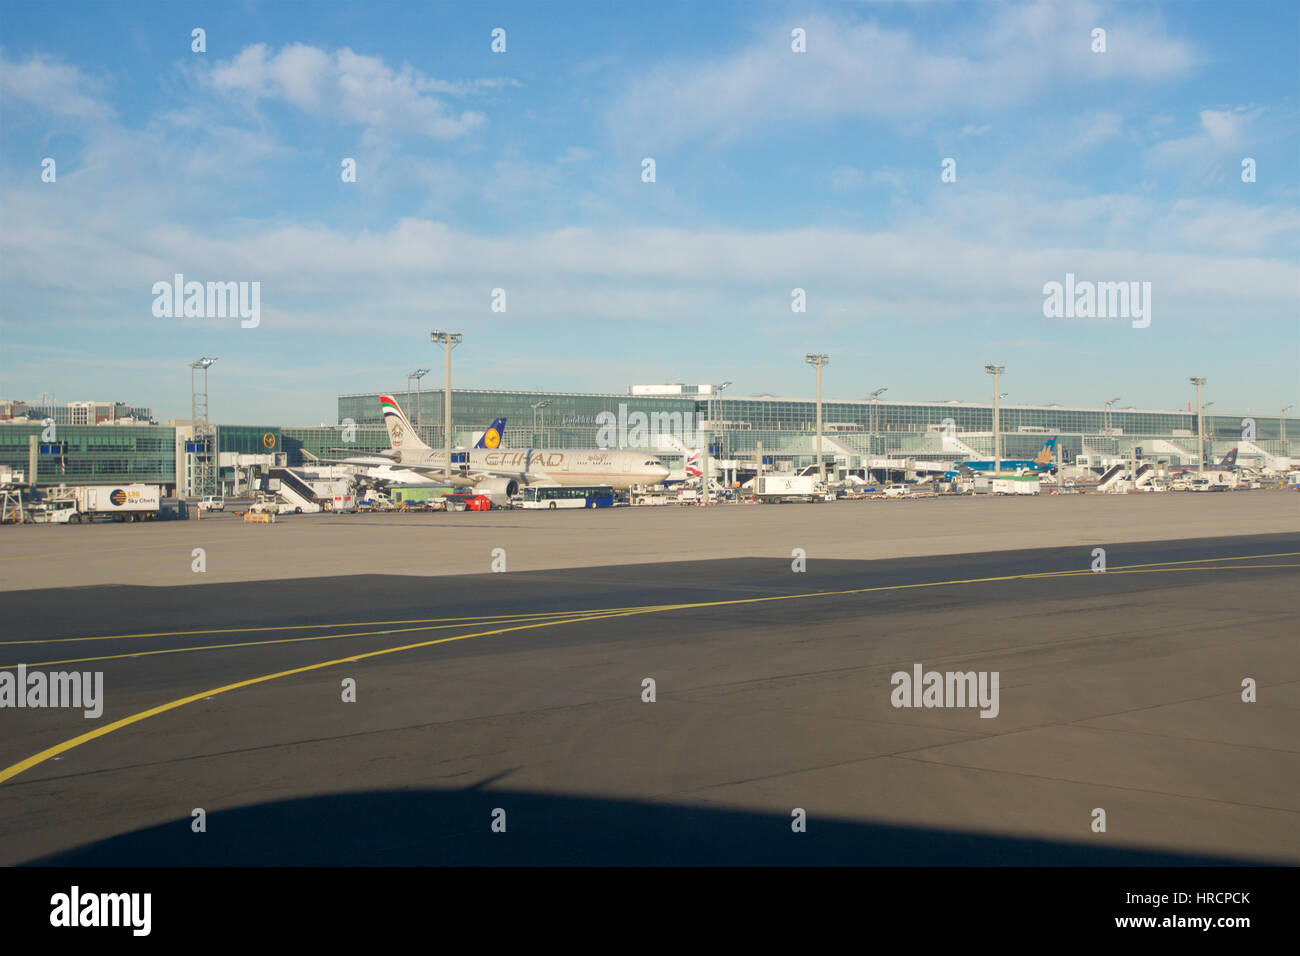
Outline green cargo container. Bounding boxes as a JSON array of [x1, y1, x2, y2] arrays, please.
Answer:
[[391, 485, 453, 504]]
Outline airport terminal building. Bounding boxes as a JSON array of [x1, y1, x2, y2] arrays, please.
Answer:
[[3, 386, 1296, 494], [332, 386, 1298, 474]]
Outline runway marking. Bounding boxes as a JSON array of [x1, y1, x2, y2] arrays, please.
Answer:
[[2, 556, 1295, 785], [8, 551, 1297, 650], [0, 607, 656, 786], [2, 610, 666, 668], [0, 607, 649, 647], [7, 563, 1298, 669]]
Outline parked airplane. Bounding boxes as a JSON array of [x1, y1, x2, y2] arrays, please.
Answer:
[[377, 395, 670, 493], [476, 417, 507, 450], [944, 436, 1059, 480], [305, 415, 507, 483], [1170, 448, 1238, 474]]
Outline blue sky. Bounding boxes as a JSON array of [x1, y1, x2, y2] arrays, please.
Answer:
[[1, 0, 1296, 423]]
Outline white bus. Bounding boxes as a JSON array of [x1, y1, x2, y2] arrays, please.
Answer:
[[521, 484, 615, 509]]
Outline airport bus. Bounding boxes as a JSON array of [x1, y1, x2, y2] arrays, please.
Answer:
[[521, 484, 615, 509]]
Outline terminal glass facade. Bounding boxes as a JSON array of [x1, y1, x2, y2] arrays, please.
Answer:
[[0, 424, 177, 486], [338, 389, 1299, 469]]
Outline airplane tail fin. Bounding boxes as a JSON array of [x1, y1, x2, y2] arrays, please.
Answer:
[[1033, 436, 1059, 466], [1219, 447, 1238, 468], [379, 394, 431, 453], [685, 450, 702, 478], [475, 417, 507, 449]]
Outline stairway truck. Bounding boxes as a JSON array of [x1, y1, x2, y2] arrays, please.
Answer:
[[71, 484, 163, 521]]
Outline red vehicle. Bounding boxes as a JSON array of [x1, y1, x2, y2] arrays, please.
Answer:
[[442, 493, 493, 512]]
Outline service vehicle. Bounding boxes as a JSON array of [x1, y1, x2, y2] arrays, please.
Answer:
[[753, 475, 821, 503], [520, 485, 614, 509]]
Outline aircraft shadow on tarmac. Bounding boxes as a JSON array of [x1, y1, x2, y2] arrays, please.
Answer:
[[25, 787, 1260, 866]]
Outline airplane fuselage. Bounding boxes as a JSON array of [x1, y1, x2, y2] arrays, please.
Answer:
[[389, 447, 669, 490]]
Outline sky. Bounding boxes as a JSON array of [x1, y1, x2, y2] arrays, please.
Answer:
[[1, 0, 1297, 423]]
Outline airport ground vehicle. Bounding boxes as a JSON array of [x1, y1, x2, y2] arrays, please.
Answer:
[[199, 495, 225, 511], [443, 492, 494, 511], [29, 497, 78, 523], [521, 484, 614, 509], [883, 483, 909, 498], [32, 484, 163, 522], [753, 475, 820, 503]]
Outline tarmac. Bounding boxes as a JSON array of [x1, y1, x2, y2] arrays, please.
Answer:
[[0, 516, 1295, 865], [0, 490, 1295, 590]]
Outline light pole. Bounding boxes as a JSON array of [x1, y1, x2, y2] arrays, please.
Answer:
[[1203, 402, 1216, 463], [1189, 377, 1206, 473], [702, 382, 731, 503], [432, 331, 463, 481], [1103, 397, 1120, 456], [1283, 405, 1294, 446], [806, 354, 829, 482], [868, 387, 887, 472], [530, 400, 551, 447], [985, 364, 1005, 474], [189, 358, 217, 497], [190, 357, 217, 424], [407, 369, 430, 430]]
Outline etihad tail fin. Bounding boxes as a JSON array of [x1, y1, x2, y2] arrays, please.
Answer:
[[475, 417, 507, 449], [379, 394, 431, 453]]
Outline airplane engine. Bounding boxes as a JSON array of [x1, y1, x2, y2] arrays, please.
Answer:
[[472, 478, 519, 499]]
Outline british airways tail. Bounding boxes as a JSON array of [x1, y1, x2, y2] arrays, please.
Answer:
[[475, 418, 507, 449], [379, 394, 431, 453]]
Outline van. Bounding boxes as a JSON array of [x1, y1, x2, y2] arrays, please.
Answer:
[[199, 495, 225, 511], [883, 484, 909, 498]]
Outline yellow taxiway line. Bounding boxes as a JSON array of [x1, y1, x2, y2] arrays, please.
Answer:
[[1, 556, 1295, 786]]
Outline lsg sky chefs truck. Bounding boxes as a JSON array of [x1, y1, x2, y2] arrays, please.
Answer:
[[36, 484, 163, 523]]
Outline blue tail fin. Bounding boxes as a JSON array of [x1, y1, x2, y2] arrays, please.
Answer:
[[475, 417, 507, 449]]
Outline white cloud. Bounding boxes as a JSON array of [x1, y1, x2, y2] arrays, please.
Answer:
[[0, 52, 111, 120], [207, 43, 487, 139], [831, 165, 865, 190], [610, 2, 1197, 148], [558, 146, 596, 164]]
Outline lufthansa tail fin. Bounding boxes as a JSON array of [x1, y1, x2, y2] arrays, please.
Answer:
[[379, 394, 431, 453], [475, 417, 507, 449], [1219, 447, 1238, 468]]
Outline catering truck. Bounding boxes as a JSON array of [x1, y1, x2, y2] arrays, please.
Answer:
[[753, 474, 821, 503], [38, 484, 163, 522]]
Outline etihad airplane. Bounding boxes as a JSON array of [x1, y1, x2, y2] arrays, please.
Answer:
[[305, 415, 507, 479], [377, 394, 670, 493], [945, 436, 1059, 480]]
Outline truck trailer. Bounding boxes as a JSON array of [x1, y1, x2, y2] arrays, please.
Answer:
[[37, 484, 163, 523]]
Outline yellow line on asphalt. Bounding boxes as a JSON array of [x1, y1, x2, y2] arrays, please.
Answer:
[[0, 606, 662, 786], [0, 612, 653, 668], [0, 607, 647, 647], [2, 558, 1294, 785]]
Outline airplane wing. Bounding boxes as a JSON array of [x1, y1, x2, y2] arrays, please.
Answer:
[[400, 462, 535, 486]]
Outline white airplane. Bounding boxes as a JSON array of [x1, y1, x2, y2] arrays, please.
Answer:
[[369, 394, 670, 495]]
